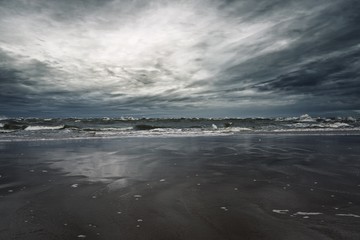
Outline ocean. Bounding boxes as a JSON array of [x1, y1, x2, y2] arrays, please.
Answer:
[[1, 114, 359, 141]]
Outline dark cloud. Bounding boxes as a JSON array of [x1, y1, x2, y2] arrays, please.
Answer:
[[0, 0, 359, 117]]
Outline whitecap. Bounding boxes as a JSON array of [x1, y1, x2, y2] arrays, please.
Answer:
[[25, 125, 64, 131]]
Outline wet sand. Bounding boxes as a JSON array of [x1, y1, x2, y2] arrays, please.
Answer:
[[0, 135, 359, 239]]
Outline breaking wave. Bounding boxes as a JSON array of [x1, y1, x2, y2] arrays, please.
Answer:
[[0, 114, 359, 141]]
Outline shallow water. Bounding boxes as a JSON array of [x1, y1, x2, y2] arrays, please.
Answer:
[[0, 135, 359, 239]]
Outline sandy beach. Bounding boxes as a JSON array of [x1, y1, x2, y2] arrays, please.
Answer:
[[0, 135, 359, 239]]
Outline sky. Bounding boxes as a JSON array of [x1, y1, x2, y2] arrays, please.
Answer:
[[0, 0, 359, 118]]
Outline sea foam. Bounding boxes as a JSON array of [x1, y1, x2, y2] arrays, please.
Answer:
[[25, 125, 65, 131]]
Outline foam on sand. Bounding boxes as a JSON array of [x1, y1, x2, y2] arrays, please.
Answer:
[[294, 212, 323, 216], [272, 209, 289, 214], [336, 213, 360, 218]]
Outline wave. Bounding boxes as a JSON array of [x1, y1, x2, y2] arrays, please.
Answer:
[[25, 125, 65, 131], [134, 124, 160, 130], [287, 122, 350, 129], [0, 115, 359, 141]]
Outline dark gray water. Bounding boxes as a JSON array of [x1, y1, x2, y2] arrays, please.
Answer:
[[1, 115, 359, 141]]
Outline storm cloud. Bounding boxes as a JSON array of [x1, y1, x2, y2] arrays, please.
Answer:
[[0, 0, 359, 117]]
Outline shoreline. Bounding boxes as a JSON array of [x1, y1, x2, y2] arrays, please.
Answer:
[[1, 129, 360, 142]]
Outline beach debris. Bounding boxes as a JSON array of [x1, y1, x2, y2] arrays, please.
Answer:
[[71, 184, 79, 188], [92, 195, 97, 199], [117, 211, 122, 214], [197, 183, 201, 186], [136, 225, 140, 228], [272, 209, 289, 214], [331, 195, 335, 198], [303, 216, 309, 219], [336, 213, 360, 218], [29, 170, 35, 172], [253, 179, 257, 182], [160, 179, 165, 182], [0, 174, 2, 178], [8, 189, 13, 193], [64, 223, 68, 226], [220, 207, 228, 211], [137, 219, 143, 222], [234, 188, 238, 191], [314, 181, 318, 184], [42, 170, 48, 173], [77, 235, 86, 238], [310, 188, 314, 191]]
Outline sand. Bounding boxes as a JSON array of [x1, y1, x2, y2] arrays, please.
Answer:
[[0, 135, 359, 239]]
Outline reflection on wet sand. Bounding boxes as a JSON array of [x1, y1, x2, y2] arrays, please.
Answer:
[[0, 135, 359, 239]]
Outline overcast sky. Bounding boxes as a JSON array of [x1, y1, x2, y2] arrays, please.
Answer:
[[0, 0, 359, 117]]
